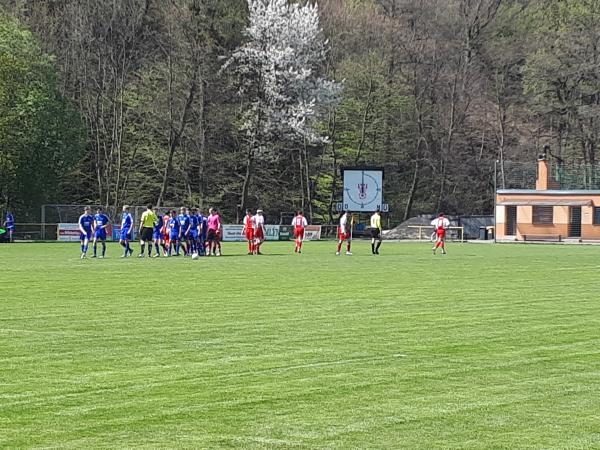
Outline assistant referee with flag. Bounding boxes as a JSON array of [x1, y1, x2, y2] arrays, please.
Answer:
[[370, 208, 382, 254]]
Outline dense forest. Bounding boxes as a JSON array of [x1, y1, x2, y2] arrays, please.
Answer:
[[1, 0, 600, 224]]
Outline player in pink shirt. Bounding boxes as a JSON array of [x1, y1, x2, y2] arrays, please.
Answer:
[[215, 208, 223, 256], [206, 208, 222, 256]]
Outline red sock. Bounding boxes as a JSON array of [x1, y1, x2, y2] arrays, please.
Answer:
[[337, 242, 342, 252]]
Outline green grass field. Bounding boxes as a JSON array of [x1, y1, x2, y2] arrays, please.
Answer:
[[1, 241, 599, 449]]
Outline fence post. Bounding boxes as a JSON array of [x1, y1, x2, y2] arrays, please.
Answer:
[[493, 161, 497, 244], [41, 205, 46, 240]]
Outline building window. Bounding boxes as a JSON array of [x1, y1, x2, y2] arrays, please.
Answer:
[[594, 207, 600, 225], [532, 206, 553, 224]]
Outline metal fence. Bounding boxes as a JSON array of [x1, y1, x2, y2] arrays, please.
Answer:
[[552, 163, 600, 190], [2, 223, 377, 242], [496, 160, 600, 191], [4, 223, 58, 241], [38, 205, 180, 240], [495, 160, 538, 190]]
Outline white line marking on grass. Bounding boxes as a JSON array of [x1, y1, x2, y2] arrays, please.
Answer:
[[229, 353, 408, 377], [0, 328, 80, 335], [0, 328, 110, 338], [0, 354, 410, 407], [224, 435, 301, 447]]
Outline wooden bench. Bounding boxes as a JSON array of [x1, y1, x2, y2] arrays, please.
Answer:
[[522, 234, 562, 242]]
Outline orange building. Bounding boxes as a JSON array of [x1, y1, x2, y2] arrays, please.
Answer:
[[496, 156, 600, 242]]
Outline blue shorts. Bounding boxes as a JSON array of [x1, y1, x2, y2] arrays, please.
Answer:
[[80, 231, 92, 241], [169, 232, 179, 241], [190, 231, 198, 241], [153, 230, 163, 240], [94, 229, 107, 240], [120, 228, 132, 241], [180, 233, 189, 242]]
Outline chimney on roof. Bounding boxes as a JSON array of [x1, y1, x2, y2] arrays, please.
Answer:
[[536, 147, 550, 190]]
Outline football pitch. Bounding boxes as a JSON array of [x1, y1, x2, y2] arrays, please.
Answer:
[[1, 241, 599, 449]]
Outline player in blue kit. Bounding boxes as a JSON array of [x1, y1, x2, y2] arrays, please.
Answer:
[[199, 209, 208, 256], [119, 205, 134, 257], [177, 207, 191, 256], [92, 207, 110, 258], [189, 207, 200, 255], [78, 206, 94, 259], [3, 212, 15, 242], [152, 213, 163, 258], [168, 210, 180, 256]]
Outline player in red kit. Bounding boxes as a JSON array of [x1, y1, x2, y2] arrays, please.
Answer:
[[336, 211, 352, 256], [431, 213, 450, 255], [242, 208, 254, 254], [252, 209, 266, 255], [161, 211, 171, 256], [292, 210, 308, 253]]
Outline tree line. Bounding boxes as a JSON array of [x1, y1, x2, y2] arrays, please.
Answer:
[[1, 0, 600, 224]]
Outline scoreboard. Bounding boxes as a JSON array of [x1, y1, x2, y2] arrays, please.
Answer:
[[341, 168, 386, 212]]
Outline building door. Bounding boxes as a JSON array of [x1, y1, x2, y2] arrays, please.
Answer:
[[506, 206, 517, 236], [569, 206, 582, 238]]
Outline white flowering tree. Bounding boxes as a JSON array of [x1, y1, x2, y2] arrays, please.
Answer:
[[224, 0, 341, 218]]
